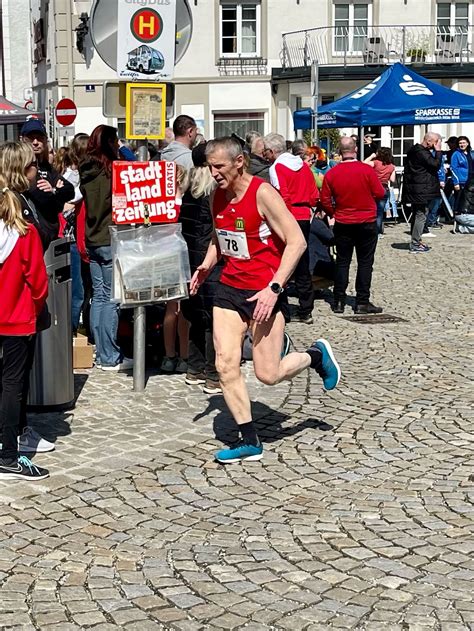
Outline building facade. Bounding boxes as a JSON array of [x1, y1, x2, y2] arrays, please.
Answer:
[[1, 0, 32, 105], [30, 0, 474, 153], [0, 0, 34, 139], [274, 0, 474, 162]]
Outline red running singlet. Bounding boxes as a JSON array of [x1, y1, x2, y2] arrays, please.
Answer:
[[213, 176, 284, 290]]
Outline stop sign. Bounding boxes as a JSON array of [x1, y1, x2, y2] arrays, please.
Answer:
[[55, 98, 77, 127]]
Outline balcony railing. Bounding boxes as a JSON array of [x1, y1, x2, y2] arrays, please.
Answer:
[[281, 25, 474, 69], [217, 56, 268, 76]]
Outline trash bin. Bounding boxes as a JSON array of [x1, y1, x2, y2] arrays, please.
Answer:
[[28, 238, 74, 409]]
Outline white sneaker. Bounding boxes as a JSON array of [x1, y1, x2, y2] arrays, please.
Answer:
[[101, 357, 134, 372], [422, 232, 437, 238], [18, 427, 55, 453]]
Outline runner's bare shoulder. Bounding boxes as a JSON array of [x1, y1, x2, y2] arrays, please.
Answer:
[[257, 181, 289, 217]]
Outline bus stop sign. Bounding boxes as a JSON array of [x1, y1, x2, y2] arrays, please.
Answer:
[[131, 9, 163, 43], [90, 0, 192, 72], [117, 0, 177, 81]]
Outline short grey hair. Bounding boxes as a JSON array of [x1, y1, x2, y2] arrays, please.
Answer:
[[423, 132, 441, 143], [263, 133, 287, 155], [291, 139, 307, 157], [245, 131, 261, 146], [205, 136, 244, 161]]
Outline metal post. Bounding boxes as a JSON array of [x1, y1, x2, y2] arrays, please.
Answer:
[[310, 60, 319, 145], [0, 0, 7, 97], [133, 305, 146, 392], [359, 126, 364, 161], [133, 140, 148, 392]]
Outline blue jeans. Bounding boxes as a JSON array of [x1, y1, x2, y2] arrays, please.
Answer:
[[425, 197, 442, 230], [88, 245, 121, 367], [385, 188, 398, 218], [71, 243, 84, 333], [376, 190, 389, 234], [454, 185, 466, 213]]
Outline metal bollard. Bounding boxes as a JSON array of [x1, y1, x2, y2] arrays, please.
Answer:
[[132, 141, 149, 392]]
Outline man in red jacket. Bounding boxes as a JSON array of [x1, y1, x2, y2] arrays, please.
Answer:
[[265, 133, 319, 324], [320, 137, 385, 314]]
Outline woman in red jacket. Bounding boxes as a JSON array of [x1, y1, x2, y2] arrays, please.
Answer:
[[0, 160, 49, 480]]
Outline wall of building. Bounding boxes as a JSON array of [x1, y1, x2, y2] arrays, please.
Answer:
[[372, 0, 435, 25], [28, 0, 474, 146], [30, 0, 117, 141], [2, 0, 33, 105]]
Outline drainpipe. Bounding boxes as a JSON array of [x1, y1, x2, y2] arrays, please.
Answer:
[[0, 0, 6, 96], [64, 0, 74, 99]]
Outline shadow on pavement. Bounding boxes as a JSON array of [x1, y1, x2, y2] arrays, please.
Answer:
[[26, 373, 89, 446], [193, 396, 333, 446], [391, 242, 411, 250]]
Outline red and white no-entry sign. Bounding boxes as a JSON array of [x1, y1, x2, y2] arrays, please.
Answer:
[[55, 98, 77, 126]]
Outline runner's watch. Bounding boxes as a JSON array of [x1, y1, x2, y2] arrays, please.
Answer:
[[269, 282, 283, 295]]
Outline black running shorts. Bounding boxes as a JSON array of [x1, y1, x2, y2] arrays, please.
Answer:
[[213, 283, 290, 323]]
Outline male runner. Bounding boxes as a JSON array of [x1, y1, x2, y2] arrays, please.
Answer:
[[190, 137, 341, 464]]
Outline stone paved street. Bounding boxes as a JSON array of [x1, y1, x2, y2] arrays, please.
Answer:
[[1, 224, 473, 630]]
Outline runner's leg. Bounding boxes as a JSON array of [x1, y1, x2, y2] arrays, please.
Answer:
[[213, 306, 250, 423], [251, 313, 310, 385], [252, 312, 341, 391]]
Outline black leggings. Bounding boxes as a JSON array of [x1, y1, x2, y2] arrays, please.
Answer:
[[0, 336, 31, 462]]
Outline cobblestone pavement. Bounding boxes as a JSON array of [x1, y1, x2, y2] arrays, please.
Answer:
[[1, 224, 474, 630]]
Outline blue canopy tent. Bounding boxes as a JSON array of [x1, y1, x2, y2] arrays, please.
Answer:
[[293, 62, 474, 129]]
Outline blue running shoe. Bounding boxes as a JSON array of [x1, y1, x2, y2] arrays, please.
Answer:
[[311, 338, 341, 391], [215, 441, 263, 464]]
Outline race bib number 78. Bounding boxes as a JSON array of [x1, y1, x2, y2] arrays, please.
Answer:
[[216, 229, 250, 260]]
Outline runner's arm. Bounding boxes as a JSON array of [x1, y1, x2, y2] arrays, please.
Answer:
[[257, 183, 306, 287]]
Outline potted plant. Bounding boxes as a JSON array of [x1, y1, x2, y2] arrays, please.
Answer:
[[406, 47, 428, 63]]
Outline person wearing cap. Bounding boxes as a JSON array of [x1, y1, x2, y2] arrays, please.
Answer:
[[20, 119, 74, 248]]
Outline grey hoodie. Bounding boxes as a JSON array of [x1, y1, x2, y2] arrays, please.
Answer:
[[158, 140, 193, 170], [0, 220, 19, 264]]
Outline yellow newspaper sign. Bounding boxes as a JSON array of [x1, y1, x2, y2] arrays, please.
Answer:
[[125, 82, 166, 140]]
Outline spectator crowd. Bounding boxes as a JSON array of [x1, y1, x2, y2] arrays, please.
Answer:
[[0, 114, 472, 478]]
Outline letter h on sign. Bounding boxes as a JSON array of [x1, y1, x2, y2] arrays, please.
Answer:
[[139, 15, 155, 37]]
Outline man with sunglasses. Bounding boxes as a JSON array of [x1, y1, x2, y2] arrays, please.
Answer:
[[20, 119, 74, 249]]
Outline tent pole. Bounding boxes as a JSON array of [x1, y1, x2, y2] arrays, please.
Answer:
[[0, 0, 6, 96], [359, 126, 364, 161], [311, 60, 319, 145]]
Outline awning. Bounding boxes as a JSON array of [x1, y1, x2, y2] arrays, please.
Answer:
[[294, 62, 474, 129], [0, 96, 43, 125]]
